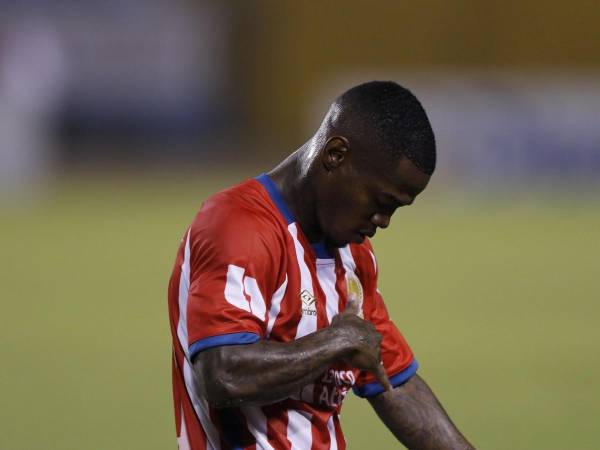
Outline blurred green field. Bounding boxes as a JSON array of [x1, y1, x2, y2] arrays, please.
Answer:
[[1, 172, 599, 450]]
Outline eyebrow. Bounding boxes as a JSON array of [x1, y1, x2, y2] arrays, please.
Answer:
[[380, 192, 413, 207]]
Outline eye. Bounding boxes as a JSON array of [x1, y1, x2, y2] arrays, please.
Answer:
[[385, 205, 398, 215], [376, 199, 397, 216]]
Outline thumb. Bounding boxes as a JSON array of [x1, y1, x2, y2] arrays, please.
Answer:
[[344, 295, 360, 316]]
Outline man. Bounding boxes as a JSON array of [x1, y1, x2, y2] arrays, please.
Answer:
[[168, 81, 474, 450]]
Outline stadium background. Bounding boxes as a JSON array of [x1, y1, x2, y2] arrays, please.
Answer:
[[1, 1, 599, 449]]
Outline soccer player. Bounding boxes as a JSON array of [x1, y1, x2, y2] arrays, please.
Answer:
[[168, 81, 475, 450]]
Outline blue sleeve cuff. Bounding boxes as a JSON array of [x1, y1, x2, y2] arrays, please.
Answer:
[[189, 332, 260, 360], [352, 358, 419, 398]]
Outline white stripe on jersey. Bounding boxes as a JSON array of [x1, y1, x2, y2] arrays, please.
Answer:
[[368, 249, 383, 295], [177, 230, 220, 450], [338, 245, 356, 273], [183, 358, 220, 450], [177, 230, 192, 358], [288, 223, 317, 339], [225, 264, 252, 312], [225, 264, 268, 320], [240, 405, 275, 450], [315, 260, 339, 324], [326, 415, 338, 450], [368, 249, 378, 275], [177, 405, 192, 450], [244, 273, 267, 320], [287, 409, 313, 450], [266, 275, 288, 338]]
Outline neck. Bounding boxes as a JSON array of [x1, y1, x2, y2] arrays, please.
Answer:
[[267, 143, 323, 243]]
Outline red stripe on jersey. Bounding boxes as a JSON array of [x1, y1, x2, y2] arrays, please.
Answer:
[[332, 414, 345, 450], [263, 404, 292, 450], [310, 410, 333, 450], [267, 225, 303, 343], [173, 352, 208, 450], [172, 354, 183, 437], [334, 252, 349, 315]]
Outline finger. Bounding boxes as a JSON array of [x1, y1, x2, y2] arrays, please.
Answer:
[[344, 296, 360, 316], [373, 361, 393, 392]]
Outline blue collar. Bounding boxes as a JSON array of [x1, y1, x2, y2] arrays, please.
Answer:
[[256, 173, 295, 224], [256, 173, 334, 259]]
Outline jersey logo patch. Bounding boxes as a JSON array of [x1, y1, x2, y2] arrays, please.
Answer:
[[300, 290, 317, 316], [346, 274, 364, 318]]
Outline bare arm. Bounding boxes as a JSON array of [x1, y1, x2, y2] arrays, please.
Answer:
[[368, 373, 475, 450], [194, 326, 346, 409], [193, 298, 391, 409]]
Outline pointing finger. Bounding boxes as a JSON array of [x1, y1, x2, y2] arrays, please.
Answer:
[[373, 361, 393, 393]]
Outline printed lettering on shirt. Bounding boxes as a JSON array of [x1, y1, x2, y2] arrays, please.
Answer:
[[316, 369, 356, 408]]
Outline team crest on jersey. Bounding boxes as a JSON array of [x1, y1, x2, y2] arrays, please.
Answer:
[[300, 290, 317, 316], [346, 274, 364, 318]]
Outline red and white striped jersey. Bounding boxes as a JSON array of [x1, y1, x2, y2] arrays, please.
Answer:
[[168, 174, 418, 450]]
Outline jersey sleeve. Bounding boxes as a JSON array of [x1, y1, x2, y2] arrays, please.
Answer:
[[350, 242, 418, 398], [185, 197, 284, 361]]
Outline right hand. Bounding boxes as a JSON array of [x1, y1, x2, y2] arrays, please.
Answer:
[[330, 297, 392, 392]]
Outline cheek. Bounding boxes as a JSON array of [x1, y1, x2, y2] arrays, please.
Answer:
[[318, 182, 371, 232], [344, 190, 372, 222], [326, 201, 367, 231], [318, 204, 349, 237]]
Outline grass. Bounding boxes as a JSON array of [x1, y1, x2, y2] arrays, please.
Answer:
[[1, 172, 598, 449]]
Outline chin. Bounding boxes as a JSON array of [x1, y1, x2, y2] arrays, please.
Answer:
[[350, 233, 366, 245]]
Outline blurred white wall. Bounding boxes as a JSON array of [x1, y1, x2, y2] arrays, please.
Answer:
[[0, 0, 233, 200], [0, 15, 66, 198]]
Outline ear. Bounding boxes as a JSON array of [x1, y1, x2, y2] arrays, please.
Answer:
[[322, 136, 349, 172]]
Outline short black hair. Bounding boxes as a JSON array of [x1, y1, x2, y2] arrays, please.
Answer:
[[333, 81, 436, 175]]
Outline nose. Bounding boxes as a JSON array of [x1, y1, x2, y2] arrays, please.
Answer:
[[371, 213, 390, 229]]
